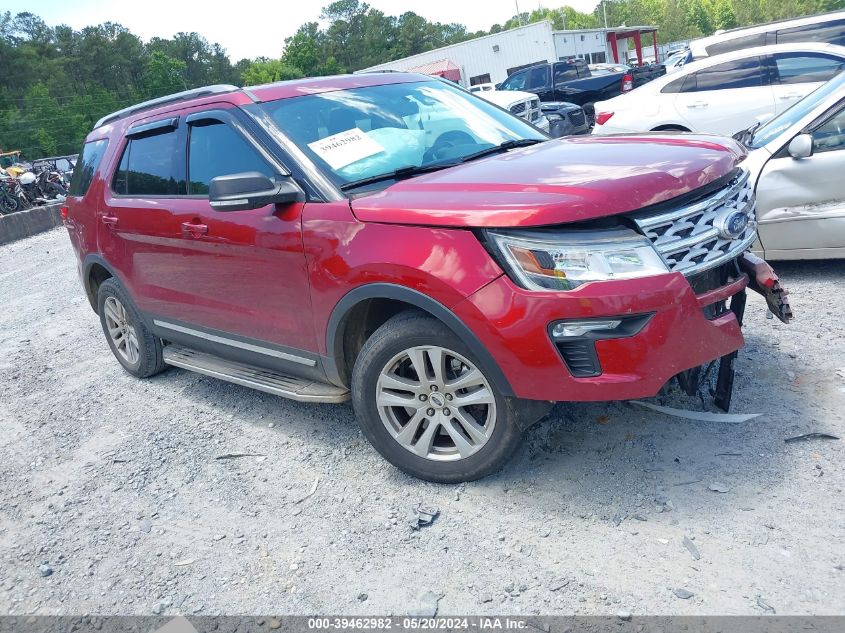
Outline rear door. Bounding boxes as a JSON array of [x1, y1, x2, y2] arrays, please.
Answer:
[[768, 52, 845, 114], [757, 105, 845, 257], [674, 55, 774, 134], [102, 118, 188, 317]]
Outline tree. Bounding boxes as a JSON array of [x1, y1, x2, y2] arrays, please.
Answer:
[[144, 51, 187, 98], [241, 58, 304, 85]]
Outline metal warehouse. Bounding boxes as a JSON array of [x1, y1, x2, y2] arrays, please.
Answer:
[[359, 20, 660, 87]]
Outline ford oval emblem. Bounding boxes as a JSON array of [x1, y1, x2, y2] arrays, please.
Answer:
[[714, 209, 749, 239]]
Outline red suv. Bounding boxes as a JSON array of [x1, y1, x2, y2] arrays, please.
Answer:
[[63, 73, 789, 482]]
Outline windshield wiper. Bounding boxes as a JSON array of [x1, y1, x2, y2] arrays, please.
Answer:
[[339, 163, 456, 191], [457, 138, 544, 164]]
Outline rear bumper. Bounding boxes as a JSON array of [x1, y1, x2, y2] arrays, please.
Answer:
[[453, 270, 747, 402]]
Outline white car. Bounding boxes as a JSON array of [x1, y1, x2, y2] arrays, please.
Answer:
[[475, 89, 550, 133], [690, 10, 845, 59], [739, 71, 845, 260], [592, 43, 845, 136]]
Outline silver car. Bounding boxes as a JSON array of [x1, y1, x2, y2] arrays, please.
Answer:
[[738, 71, 845, 260]]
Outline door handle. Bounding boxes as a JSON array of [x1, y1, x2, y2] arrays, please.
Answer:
[[686, 101, 708, 109], [779, 92, 802, 100], [181, 220, 208, 237], [101, 215, 118, 227]]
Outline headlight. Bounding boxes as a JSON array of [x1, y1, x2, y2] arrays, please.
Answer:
[[485, 228, 669, 291]]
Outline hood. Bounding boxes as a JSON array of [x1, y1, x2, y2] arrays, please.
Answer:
[[540, 101, 580, 112], [351, 134, 746, 228], [478, 90, 536, 108]]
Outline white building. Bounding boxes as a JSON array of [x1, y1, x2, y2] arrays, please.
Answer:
[[359, 21, 660, 87]]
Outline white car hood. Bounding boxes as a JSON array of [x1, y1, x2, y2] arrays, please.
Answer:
[[477, 90, 536, 109]]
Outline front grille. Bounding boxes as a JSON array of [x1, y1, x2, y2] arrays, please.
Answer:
[[567, 109, 586, 127], [510, 102, 526, 115], [632, 169, 757, 276], [530, 109, 541, 122]]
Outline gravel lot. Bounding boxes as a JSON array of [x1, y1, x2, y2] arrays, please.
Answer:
[[1, 227, 843, 617]]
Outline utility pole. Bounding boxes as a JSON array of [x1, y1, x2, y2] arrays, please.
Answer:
[[603, 0, 609, 29], [515, 0, 523, 26]]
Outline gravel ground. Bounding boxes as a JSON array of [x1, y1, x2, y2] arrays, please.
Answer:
[[1, 227, 843, 617]]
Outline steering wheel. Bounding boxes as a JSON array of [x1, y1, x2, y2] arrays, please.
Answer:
[[424, 131, 477, 163]]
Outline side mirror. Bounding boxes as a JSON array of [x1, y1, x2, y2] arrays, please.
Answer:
[[787, 133, 813, 159], [209, 172, 303, 212]]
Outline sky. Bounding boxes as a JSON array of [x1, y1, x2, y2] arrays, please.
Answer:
[[18, 0, 601, 61]]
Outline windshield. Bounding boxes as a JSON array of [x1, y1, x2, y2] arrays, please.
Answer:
[[749, 71, 845, 148], [248, 80, 547, 189]]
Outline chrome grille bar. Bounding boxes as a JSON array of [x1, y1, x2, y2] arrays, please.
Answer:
[[632, 169, 757, 276]]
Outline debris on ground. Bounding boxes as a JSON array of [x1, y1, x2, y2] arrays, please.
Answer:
[[139, 519, 152, 533], [708, 482, 731, 493], [673, 588, 694, 599], [214, 453, 267, 460], [407, 504, 439, 530], [547, 578, 570, 592], [410, 591, 443, 617], [294, 478, 320, 504], [38, 564, 53, 577], [683, 535, 701, 561], [784, 433, 840, 443], [756, 596, 776, 614], [630, 401, 762, 423]]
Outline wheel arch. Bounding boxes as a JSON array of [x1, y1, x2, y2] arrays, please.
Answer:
[[324, 283, 514, 397], [651, 123, 691, 132], [81, 254, 120, 314]]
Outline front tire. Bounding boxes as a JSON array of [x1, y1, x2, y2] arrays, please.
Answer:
[[97, 278, 167, 378], [351, 312, 524, 483]]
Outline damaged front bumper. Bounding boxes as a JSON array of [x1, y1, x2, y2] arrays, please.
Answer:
[[456, 250, 792, 407], [677, 251, 792, 410]]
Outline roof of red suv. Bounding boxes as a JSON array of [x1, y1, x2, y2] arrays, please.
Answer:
[[92, 72, 429, 132]]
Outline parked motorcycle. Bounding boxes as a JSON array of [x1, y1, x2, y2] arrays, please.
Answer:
[[0, 170, 31, 214]]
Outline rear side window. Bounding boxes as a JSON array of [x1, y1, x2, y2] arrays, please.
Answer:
[[772, 52, 845, 85], [776, 19, 845, 47], [690, 56, 765, 91], [661, 75, 693, 93], [112, 130, 185, 196], [188, 122, 273, 195], [706, 33, 767, 56], [68, 139, 108, 196]]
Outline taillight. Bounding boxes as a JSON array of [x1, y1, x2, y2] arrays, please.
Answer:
[[621, 74, 633, 92], [60, 205, 69, 220], [595, 112, 615, 126]]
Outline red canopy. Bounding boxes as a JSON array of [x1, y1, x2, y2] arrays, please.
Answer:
[[408, 59, 462, 82]]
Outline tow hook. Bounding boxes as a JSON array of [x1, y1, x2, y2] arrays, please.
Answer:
[[738, 252, 793, 324]]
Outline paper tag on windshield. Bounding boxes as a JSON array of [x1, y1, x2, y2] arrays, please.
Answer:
[[307, 128, 385, 170]]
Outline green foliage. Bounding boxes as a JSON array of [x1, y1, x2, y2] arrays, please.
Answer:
[[241, 59, 304, 85], [1, 0, 840, 159], [144, 51, 187, 99]]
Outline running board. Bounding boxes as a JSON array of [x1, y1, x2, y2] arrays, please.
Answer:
[[162, 345, 350, 403]]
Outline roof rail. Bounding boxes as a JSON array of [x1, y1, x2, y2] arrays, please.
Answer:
[[94, 84, 241, 129]]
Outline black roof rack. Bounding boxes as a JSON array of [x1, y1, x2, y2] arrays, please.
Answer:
[[94, 84, 241, 129]]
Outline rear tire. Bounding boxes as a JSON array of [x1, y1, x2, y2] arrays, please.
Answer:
[[351, 311, 524, 483], [97, 278, 167, 378]]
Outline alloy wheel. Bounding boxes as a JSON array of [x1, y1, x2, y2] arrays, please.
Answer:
[[103, 296, 140, 365], [375, 345, 497, 461]]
